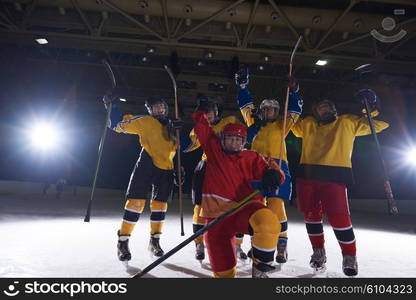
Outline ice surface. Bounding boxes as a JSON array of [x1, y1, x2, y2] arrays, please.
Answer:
[[0, 183, 415, 278]]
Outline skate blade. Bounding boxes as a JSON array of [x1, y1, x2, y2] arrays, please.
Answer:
[[270, 264, 282, 273], [238, 254, 248, 261], [344, 269, 358, 277], [148, 251, 164, 260], [312, 265, 327, 274]]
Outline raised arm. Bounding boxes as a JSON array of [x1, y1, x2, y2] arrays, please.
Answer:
[[103, 94, 145, 135], [192, 111, 219, 153], [283, 77, 303, 135], [350, 114, 389, 136], [352, 89, 389, 136], [235, 69, 255, 127]]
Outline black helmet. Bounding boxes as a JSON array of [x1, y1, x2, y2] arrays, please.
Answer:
[[196, 93, 219, 116], [197, 100, 218, 116], [312, 99, 337, 124], [145, 97, 168, 118]]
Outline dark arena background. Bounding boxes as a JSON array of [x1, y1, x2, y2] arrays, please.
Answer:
[[0, 0, 415, 292]]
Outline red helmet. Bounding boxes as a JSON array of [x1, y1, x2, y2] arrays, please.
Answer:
[[221, 123, 247, 138]]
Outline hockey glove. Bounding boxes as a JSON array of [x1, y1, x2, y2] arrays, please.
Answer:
[[235, 67, 249, 87], [355, 88, 380, 113], [252, 108, 267, 127], [170, 118, 184, 130], [102, 89, 120, 107], [355, 88, 378, 104], [286, 75, 300, 93], [261, 168, 284, 195], [167, 118, 184, 139]]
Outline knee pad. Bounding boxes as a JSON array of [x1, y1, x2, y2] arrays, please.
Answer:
[[249, 208, 280, 235], [125, 198, 146, 213], [150, 200, 168, 212]]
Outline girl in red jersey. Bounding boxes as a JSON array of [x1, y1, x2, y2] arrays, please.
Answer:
[[192, 111, 284, 278]]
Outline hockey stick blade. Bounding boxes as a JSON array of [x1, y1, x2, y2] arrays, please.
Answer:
[[164, 65, 177, 91], [290, 36, 303, 64], [354, 64, 372, 75], [102, 59, 117, 89]]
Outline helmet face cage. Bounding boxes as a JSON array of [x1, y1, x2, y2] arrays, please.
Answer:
[[145, 98, 169, 118], [221, 124, 247, 152], [313, 99, 337, 122], [259, 99, 280, 121], [221, 134, 246, 152], [201, 102, 218, 117]]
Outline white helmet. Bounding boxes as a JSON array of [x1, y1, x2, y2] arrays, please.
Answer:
[[259, 99, 280, 122]]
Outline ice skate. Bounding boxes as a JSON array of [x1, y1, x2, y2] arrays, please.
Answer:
[[343, 255, 358, 277], [236, 244, 248, 260], [148, 235, 164, 257], [195, 242, 205, 261], [275, 240, 288, 264], [252, 262, 275, 278], [310, 248, 326, 273], [117, 230, 131, 262]]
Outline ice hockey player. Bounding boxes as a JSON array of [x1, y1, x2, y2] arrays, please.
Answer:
[[192, 109, 285, 278], [103, 94, 182, 261], [235, 68, 303, 264], [182, 95, 248, 261], [291, 89, 389, 276]]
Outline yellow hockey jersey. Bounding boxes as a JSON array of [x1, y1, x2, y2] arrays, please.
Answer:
[[237, 85, 303, 162], [291, 114, 389, 184], [115, 114, 177, 170], [240, 105, 299, 162]]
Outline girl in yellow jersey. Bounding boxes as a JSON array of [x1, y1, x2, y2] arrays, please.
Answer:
[[103, 95, 181, 262], [291, 91, 389, 276], [235, 69, 303, 264]]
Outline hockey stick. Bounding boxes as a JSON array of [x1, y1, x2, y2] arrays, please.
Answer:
[[132, 190, 260, 278], [164, 65, 185, 236], [278, 36, 302, 168], [354, 64, 398, 215], [84, 59, 116, 222]]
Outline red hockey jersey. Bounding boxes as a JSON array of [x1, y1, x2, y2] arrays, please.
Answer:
[[192, 111, 270, 218]]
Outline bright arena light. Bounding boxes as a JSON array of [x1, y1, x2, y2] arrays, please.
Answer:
[[406, 148, 416, 165], [30, 123, 59, 150], [315, 59, 328, 66], [35, 38, 48, 45]]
